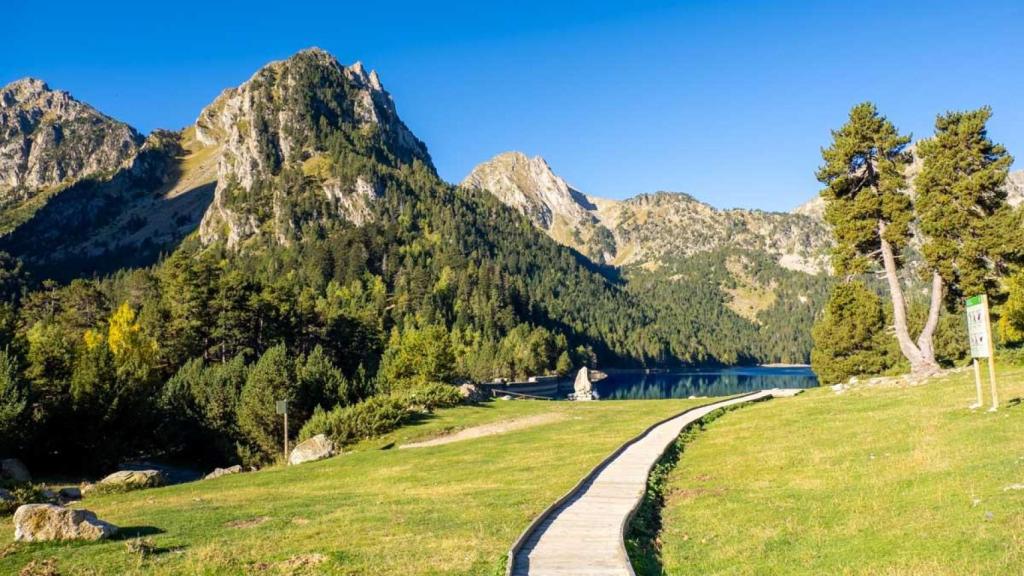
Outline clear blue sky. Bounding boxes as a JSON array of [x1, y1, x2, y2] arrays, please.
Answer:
[[3, 1, 1022, 211]]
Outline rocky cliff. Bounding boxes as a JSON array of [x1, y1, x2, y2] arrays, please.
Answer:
[[195, 48, 431, 248], [463, 152, 831, 273], [462, 152, 615, 262], [0, 78, 142, 211]]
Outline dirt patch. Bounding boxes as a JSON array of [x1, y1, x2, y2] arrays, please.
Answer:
[[225, 516, 270, 529], [399, 413, 566, 449], [279, 553, 327, 571]]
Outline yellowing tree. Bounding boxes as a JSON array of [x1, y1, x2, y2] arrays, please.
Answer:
[[106, 302, 159, 379]]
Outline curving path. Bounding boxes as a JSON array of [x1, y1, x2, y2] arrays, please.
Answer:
[[508, 388, 801, 576]]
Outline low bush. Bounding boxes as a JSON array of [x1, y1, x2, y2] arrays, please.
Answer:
[[299, 396, 410, 445]]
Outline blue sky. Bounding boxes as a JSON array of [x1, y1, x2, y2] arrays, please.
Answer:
[[3, 1, 1022, 211]]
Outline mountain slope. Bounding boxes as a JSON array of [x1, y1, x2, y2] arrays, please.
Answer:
[[196, 48, 431, 248], [0, 78, 143, 232], [463, 151, 831, 274]]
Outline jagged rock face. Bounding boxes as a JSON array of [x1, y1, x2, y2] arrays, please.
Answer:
[[600, 192, 831, 273], [196, 48, 431, 247], [0, 78, 142, 205], [462, 152, 615, 262], [462, 152, 830, 273]]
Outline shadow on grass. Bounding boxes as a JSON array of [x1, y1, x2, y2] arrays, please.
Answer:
[[113, 526, 164, 539]]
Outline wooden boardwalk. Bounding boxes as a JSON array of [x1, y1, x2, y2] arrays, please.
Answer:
[[508, 389, 800, 576]]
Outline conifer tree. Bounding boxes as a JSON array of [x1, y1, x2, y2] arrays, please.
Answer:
[[915, 107, 1013, 362], [817, 103, 932, 373]]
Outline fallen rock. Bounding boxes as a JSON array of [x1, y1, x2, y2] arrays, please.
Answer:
[[289, 434, 336, 465], [13, 504, 117, 542], [1003, 483, 1024, 491], [0, 459, 31, 484], [99, 469, 165, 490], [204, 465, 243, 480], [457, 383, 487, 403]]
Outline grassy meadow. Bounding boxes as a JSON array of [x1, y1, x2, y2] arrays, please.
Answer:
[[659, 365, 1024, 575], [1, 397, 709, 575]]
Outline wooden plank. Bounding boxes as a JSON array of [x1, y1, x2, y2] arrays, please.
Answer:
[[509, 389, 799, 575]]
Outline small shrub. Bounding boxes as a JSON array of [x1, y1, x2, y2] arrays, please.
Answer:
[[298, 396, 409, 445], [393, 382, 462, 412]]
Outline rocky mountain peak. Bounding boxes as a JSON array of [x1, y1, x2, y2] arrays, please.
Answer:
[[196, 48, 431, 247], [462, 151, 595, 229], [0, 77, 142, 202], [463, 153, 831, 273]]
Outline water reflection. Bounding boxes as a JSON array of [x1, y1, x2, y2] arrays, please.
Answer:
[[594, 367, 818, 400]]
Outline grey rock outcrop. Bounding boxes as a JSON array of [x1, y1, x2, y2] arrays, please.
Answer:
[[0, 458, 31, 483], [0, 78, 142, 204], [288, 434, 336, 465], [572, 367, 595, 401], [462, 152, 615, 262], [195, 48, 431, 248], [457, 383, 488, 403], [463, 152, 830, 273], [98, 469, 165, 490], [204, 465, 243, 480], [13, 503, 117, 542]]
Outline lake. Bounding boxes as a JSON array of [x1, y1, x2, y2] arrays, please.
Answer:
[[593, 366, 818, 400]]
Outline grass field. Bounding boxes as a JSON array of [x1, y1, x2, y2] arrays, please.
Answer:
[[1, 397, 709, 575], [659, 365, 1024, 575]]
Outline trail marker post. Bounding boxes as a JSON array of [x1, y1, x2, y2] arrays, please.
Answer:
[[276, 400, 289, 458], [965, 295, 997, 411]]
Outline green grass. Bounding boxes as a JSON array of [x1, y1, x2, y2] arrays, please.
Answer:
[[1, 397, 709, 575], [659, 365, 1024, 575]]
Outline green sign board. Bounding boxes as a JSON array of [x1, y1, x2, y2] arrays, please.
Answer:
[[965, 295, 990, 359]]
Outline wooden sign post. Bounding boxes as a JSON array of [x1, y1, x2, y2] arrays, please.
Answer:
[[965, 295, 997, 412], [276, 400, 289, 458]]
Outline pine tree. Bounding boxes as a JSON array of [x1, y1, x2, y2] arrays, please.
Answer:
[[810, 281, 898, 384], [915, 106, 1014, 359], [817, 103, 934, 374], [237, 344, 297, 464]]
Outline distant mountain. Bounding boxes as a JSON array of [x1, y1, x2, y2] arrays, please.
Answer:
[[0, 78, 143, 232], [463, 152, 831, 274], [195, 48, 431, 248], [462, 152, 615, 262]]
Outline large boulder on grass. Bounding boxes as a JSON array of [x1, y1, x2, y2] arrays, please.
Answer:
[[289, 434, 336, 465], [0, 458, 31, 483], [98, 469, 165, 491], [572, 367, 595, 401], [13, 504, 118, 542]]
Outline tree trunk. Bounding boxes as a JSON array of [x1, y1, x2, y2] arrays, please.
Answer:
[[916, 270, 944, 366], [878, 222, 937, 375]]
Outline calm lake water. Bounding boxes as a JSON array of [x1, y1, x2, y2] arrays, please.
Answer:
[[593, 366, 818, 400]]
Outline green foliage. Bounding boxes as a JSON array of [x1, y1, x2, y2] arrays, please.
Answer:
[[392, 382, 463, 412], [817, 102, 914, 275], [298, 395, 410, 445], [811, 282, 898, 384], [0, 348, 27, 451], [998, 271, 1024, 346], [916, 107, 1016, 302], [236, 345, 299, 465], [378, 323, 455, 390]]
